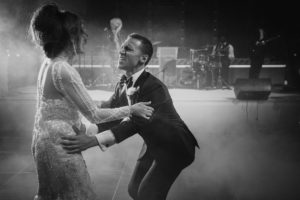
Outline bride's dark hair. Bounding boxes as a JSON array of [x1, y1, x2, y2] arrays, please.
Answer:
[[29, 3, 86, 58]]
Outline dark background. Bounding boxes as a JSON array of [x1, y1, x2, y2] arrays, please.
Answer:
[[1, 0, 300, 88], [1, 0, 299, 57], [1, 2, 300, 200]]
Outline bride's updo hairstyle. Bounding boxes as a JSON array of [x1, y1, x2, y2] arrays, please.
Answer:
[[30, 3, 86, 58]]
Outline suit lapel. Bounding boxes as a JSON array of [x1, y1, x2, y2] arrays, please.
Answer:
[[133, 70, 150, 89], [117, 70, 151, 105], [117, 83, 129, 106], [129, 70, 150, 104]]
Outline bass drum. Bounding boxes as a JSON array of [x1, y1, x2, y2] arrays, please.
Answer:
[[179, 67, 194, 87], [208, 60, 221, 69]]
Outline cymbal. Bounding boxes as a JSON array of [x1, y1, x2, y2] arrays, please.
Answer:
[[153, 41, 162, 45], [200, 44, 214, 48], [190, 48, 208, 51]]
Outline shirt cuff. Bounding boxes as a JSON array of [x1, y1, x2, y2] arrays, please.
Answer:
[[86, 123, 98, 136], [95, 130, 116, 151]]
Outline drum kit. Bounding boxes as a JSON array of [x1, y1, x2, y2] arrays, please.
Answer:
[[188, 45, 221, 89]]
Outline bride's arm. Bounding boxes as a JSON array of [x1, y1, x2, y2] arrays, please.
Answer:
[[52, 61, 130, 124], [93, 85, 119, 109]]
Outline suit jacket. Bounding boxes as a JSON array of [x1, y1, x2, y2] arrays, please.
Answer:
[[98, 71, 199, 167]]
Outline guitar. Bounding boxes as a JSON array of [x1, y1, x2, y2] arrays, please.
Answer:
[[251, 35, 280, 56], [255, 35, 280, 46]]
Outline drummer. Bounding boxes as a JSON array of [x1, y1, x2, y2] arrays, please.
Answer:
[[211, 34, 234, 85]]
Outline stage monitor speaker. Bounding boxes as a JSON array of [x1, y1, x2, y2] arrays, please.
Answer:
[[234, 78, 272, 100]]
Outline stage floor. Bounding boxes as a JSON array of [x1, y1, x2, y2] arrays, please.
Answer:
[[5, 85, 300, 102], [1, 86, 300, 200]]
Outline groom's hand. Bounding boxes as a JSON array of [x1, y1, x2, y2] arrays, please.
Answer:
[[60, 134, 98, 154]]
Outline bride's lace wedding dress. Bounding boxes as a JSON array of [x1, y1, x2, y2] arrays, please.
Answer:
[[32, 57, 129, 200]]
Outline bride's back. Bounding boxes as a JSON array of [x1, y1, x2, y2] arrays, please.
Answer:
[[30, 4, 97, 200], [36, 58, 80, 124]]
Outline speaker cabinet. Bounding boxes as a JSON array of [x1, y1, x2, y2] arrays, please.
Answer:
[[234, 78, 272, 100]]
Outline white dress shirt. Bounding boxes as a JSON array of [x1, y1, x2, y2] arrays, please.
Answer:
[[92, 68, 145, 151], [211, 43, 235, 60]]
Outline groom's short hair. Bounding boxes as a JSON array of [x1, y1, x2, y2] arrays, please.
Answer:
[[128, 33, 153, 66]]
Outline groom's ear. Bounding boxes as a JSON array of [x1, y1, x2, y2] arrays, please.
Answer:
[[140, 55, 148, 64]]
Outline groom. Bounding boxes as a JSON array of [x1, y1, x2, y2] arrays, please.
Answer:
[[61, 33, 199, 200]]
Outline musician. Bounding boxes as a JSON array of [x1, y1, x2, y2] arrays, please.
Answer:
[[204, 35, 219, 88], [208, 35, 219, 54], [249, 27, 266, 79], [211, 35, 234, 85]]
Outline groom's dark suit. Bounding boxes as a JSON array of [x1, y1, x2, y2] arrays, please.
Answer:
[[98, 70, 199, 200]]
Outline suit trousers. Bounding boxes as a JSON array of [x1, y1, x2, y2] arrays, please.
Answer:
[[128, 151, 183, 200], [221, 57, 230, 83], [249, 56, 264, 79]]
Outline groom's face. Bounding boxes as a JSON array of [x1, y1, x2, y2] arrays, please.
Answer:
[[118, 37, 144, 72]]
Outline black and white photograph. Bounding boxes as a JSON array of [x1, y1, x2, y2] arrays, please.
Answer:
[[0, 0, 300, 200]]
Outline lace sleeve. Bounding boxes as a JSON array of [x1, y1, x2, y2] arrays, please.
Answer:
[[51, 61, 130, 124]]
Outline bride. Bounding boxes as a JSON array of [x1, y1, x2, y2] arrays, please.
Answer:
[[30, 3, 153, 200]]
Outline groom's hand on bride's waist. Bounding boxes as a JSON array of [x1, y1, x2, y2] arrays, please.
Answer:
[[60, 134, 98, 154]]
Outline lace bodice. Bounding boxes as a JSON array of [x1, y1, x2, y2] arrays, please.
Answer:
[[35, 57, 130, 127], [32, 57, 104, 200]]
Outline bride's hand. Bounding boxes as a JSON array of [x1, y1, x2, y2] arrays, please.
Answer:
[[130, 101, 154, 119]]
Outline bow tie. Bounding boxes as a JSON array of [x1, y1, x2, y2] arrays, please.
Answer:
[[120, 75, 133, 88]]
